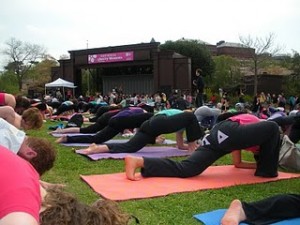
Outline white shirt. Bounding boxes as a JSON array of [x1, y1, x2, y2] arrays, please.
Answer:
[[0, 118, 25, 154]]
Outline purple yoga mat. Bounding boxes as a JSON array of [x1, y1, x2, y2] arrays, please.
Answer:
[[51, 133, 97, 137], [61, 139, 177, 146], [76, 146, 191, 160]]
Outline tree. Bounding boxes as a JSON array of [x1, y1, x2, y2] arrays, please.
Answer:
[[290, 51, 300, 76], [0, 70, 19, 94], [211, 55, 242, 94], [2, 37, 46, 91], [283, 51, 300, 96], [27, 59, 58, 92], [160, 39, 215, 92], [239, 33, 281, 95]]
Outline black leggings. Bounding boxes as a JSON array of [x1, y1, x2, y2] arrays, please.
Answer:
[[89, 105, 121, 122], [79, 110, 119, 134], [243, 194, 300, 225], [107, 112, 203, 153], [53, 104, 76, 115], [288, 116, 300, 143], [141, 120, 280, 178], [67, 113, 153, 143]]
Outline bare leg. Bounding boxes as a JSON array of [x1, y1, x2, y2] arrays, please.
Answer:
[[221, 199, 247, 225], [81, 143, 109, 155], [187, 141, 199, 152], [56, 135, 67, 143], [155, 135, 166, 144], [125, 156, 144, 181]]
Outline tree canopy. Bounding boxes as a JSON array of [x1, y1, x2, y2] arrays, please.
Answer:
[[160, 39, 215, 76], [239, 33, 281, 95], [2, 37, 46, 91]]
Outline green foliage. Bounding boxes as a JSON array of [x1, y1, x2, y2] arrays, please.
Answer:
[[282, 51, 300, 96], [0, 70, 19, 94], [290, 51, 300, 76], [2, 37, 46, 90], [25, 121, 300, 225], [26, 59, 57, 89], [160, 39, 215, 77], [211, 55, 242, 93]]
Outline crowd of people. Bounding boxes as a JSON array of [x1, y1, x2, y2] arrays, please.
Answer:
[[0, 92, 134, 225], [0, 76, 299, 224]]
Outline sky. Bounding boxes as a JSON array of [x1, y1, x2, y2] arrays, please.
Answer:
[[0, 0, 300, 69]]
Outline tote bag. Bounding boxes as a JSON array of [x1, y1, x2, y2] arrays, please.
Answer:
[[278, 135, 300, 171]]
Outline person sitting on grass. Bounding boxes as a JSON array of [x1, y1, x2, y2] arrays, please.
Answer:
[[124, 113, 281, 180], [80, 109, 203, 155], [221, 194, 300, 225]]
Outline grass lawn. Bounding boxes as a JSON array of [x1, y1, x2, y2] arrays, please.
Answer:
[[29, 121, 300, 225]]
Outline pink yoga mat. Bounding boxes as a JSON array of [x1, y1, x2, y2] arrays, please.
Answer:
[[81, 165, 300, 201]]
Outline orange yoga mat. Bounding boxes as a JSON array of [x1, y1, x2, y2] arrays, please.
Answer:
[[81, 165, 300, 201]]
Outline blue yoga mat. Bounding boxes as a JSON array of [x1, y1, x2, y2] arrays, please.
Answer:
[[194, 209, 300, 225]]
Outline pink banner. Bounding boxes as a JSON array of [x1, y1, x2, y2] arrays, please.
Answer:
[[88, 51, 134, 64]]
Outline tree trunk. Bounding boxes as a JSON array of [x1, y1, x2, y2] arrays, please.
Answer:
[[253, 60, 258, 95], [16, 72, 23, 91]]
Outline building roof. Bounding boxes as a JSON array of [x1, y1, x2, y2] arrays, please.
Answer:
[[217, 42, 247, 48]]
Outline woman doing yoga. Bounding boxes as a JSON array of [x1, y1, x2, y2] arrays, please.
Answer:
[[80, 109, 204, 155], [56, 107, 153, 144], [125, 113, 281, 180]]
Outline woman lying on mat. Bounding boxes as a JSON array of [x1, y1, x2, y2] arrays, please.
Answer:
[[221, 194, 300, 225], [0, 145, 133, 225], [124, 113, 281, 180], [80, 109, 204, 155], [56, 107, 153, 144]]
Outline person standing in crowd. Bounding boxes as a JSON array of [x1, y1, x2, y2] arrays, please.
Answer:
[[193, 68, 205, 108]]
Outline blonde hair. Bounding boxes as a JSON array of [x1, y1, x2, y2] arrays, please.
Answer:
[[22, 107, 43, 130]]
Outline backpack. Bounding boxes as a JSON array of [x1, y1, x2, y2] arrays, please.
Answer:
[[65, 114, 84, 128], [278, 135, 300, 171]]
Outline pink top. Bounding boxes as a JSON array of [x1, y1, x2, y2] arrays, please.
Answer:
[[229, 113, 260, 153], [228, 113, 261, 124], [0, 93, 5, 105], [0, 146, 41, 222]]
